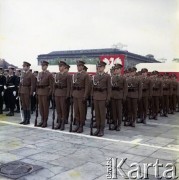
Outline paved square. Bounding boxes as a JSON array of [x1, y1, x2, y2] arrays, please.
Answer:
[[0, 108, 178, 179]]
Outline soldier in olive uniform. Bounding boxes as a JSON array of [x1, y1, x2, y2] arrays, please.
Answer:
[[72, 60, 90, 133], [151, 71, 163, 120], [111, 64, 127, 131], [91, 61, 111, 136], [170, 74, 178, 113], [0, 67, 6, 114], [5, 66, 19, 116], [36, 61, 54, 128], [161, 73, 172, 117], [64, 64, 71, 124], [54, 61, 71, 130], [126, 67, 142, 127], [138, 68, 152, 124], [3, 69, 9, 112], [19, 62, 36, 124]]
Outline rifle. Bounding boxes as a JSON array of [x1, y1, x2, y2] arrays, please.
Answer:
[[34, 94, 38, 126], [69, 97, 73, 132], [52, 94, 55, 129], [90, 96, 94, 136]]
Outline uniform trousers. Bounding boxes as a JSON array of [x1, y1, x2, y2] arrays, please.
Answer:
[[38, 95, 50, 122], [111, 99, 122, 126], [73, 97, 86, 125], [94, 100, 106, 129], [55, 96, 67, 122]]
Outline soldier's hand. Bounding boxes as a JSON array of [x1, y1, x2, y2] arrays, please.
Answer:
[[4, 86, 7, 90], [13, 91, 16, 96], [1, 91, 4, 96], [33, 92, 36, 96]]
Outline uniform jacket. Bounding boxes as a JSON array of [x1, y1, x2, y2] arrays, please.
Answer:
[[91, 72, 111, 101], [171, 79, 178, 95], [6, 75, 19, 91], [19, 71, 36, 96], [151, 78, 163, 96], [141, 76, 152, 97], [37, 70, 54, 96], [111, 75, 127, 100], [162, 79, 172, 96], [0, 74, 6, 92], [72, 71, 90, 99], [126, 76, 142, 99], [54, 72, 71, 97]]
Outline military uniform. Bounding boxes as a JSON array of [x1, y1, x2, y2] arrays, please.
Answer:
[[151, 71, 163, 120], [0, 68, 6, 114], [37, 61, 54, 128], [54, 61, 71, 130], [126, 68, 142, 127], [111, 64, 127, 131], [5, 66, 19, 116], [19, 62, 36, 124], [92, 61, 111, 136], [72, 61, 90, 133], [15, 70, 21, 113], [139, 68, 152, 123], [170, 75, 178, 113], [162, 74, 172, 117]]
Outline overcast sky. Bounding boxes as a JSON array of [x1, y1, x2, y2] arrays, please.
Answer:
[[0, 0, 178, 67]]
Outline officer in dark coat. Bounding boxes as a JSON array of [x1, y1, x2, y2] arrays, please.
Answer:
[[5, 66, 19, 116], [0, 67, 6, 114]]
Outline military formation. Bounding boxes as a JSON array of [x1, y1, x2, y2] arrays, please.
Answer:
[[0, 60, 179, 137]]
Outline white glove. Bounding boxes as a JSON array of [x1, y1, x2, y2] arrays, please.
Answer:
[[33, 92, 36, 96], [4, 86, 7, 89], [16, 96, 19, 100], [1, 92, 4, 96], [13, 91, 16, 96]]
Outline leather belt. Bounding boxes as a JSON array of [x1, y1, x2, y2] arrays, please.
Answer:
[[153, 88, 159, 91], [73, 87, 85, 90], [112, 87, 122, 91], [128, 89, 137, 92], [163, 88, 169, 90], [94, 88, 107, 92], [142, 89, 147, 92], [37, 85, 49, 88], [55, 85, 67, 89]]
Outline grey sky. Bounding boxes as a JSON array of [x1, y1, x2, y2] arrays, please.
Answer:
[[0, 0, 178, 67]]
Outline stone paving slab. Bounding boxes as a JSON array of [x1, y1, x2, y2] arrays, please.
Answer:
[[0, 110, 178, 179]]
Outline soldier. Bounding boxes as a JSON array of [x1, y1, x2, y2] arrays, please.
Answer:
[[15, 69, 21, 113], [0, 67, 6, 114], [36, 61, 54, 128], [151, 71, 163, 120], [177, 79, 179, 112], [31, 71, 38, 113], [64, 64, 71, 124], [54, 61, 71, 130], [126, 67, 142, 127], [92, 61, 111, 136], [111, 64, 127, 131], [3, 69, 9, 112], [5, 66, 19, 116], [19, 62, 36, 125], [138, 68, 152, 124], [170, 74, 178, 113], [71, 60, 90, 133]]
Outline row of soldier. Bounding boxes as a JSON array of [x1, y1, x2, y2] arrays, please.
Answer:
[[0, 60, 179, 137]]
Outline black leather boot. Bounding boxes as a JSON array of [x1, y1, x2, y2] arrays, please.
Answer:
[[72, 122, 80, 132]]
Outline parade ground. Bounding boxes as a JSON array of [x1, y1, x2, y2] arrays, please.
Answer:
[[0, 108, 179, 180]]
